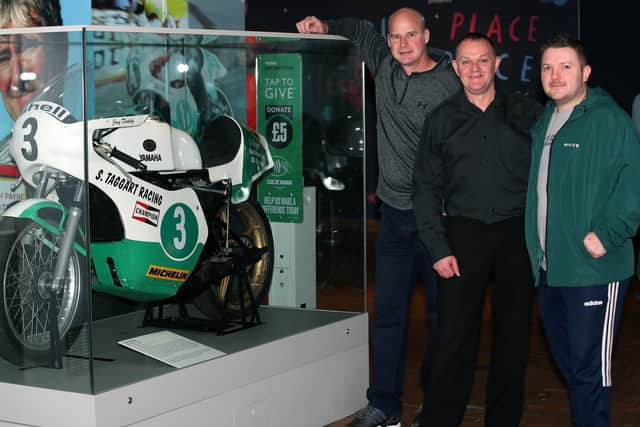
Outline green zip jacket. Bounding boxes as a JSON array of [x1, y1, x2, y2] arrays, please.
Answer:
[[525, 87, 640, 287]]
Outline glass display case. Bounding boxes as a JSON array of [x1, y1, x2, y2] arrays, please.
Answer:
[[0, 26, 367, 426]]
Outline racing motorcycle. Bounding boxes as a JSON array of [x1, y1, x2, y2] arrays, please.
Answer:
[[0, 70, 274, 366]]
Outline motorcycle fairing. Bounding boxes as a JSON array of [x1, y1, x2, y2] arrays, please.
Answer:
[[203, 117, 273, 204], [237, 126, 274, 203], [9, 102, 208, 249], [90, 158, 208, 247], [91, 239, 201, 302], [89, 158, 208, 300], [9, 101, 270, 303], [11, 111, 86, 191], [11, 102, 209, 299], [98, 117, 179, 172], [0, 197, 189, 303]]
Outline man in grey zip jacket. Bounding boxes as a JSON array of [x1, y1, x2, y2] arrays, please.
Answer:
[[298, 9, 459, 427]]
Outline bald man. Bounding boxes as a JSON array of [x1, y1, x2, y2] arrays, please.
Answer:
[[298, 9, 459, 427]]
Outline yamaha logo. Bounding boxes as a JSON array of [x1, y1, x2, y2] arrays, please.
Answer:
[[139, 153, 162, 161]]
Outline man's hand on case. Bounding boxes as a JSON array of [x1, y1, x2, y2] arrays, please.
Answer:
[[296, 16, 329, 34]]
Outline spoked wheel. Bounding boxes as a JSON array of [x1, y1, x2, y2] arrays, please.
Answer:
[[193, 199, 274, 321], [0, 218, 87, 366]]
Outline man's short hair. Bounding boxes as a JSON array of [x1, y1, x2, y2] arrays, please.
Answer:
[[455, 32, 497, 58], [541, 33, 588, 67], [387, 7, 427, 32]]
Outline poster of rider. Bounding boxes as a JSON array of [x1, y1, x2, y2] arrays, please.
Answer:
[[1, 0, 245, 158], [0, 1, 245, 212], [91, 0, 244, 29], [90, 0, 248, 169], [0, 0, 89, 212], [245, 0, 579, 99]]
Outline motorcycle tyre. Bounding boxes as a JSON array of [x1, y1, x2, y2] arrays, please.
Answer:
[[0, 218, 87, 366], [193, 198, 274, 322]]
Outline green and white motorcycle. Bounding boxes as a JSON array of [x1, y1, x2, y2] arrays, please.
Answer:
[[0, 95, 274, 366]]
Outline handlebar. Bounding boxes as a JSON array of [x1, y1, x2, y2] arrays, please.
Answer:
[[93, 128, 147, 172], [110, 146, 148, 171]]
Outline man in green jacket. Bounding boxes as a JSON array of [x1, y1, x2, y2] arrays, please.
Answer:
[[525, 34, 640, 427]]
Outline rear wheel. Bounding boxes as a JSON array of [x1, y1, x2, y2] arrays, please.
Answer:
[[0, 218, 87, 366], [193, 199, 273, 321]]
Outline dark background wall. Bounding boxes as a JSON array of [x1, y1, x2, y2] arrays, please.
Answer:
[[246, 0, 638, 113], [580, 2, 637, 113], [245, 0, 638, 218]]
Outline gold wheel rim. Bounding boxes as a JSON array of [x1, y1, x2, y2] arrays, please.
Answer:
[[217, 203, 270, 308]]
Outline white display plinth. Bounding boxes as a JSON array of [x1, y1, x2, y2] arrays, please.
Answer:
[[0, 308, 368, 427]]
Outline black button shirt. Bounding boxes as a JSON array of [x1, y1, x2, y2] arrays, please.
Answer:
[[413, 89, 542, 261]]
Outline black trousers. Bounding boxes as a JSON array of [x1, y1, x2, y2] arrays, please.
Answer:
[[419, 216, 534, 427]]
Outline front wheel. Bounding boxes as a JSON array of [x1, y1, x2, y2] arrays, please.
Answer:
[[193, 199, 274, 321], [0, 218, 87, 366]]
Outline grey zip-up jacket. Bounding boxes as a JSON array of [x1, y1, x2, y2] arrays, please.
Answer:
[[328, 18, 460, 210]]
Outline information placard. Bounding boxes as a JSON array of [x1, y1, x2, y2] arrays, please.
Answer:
[[118, 331, 226, 368]]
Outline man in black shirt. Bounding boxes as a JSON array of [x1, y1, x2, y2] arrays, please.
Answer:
[[413, 33, 540, 427]]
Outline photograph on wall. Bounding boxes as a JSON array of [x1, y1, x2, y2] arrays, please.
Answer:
[[92, 0, 243, 29], [91, 0, 247, 142], [0, 0, 87, 212]]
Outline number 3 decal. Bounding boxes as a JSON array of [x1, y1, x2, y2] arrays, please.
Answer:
[[173, 206, 186, 250], [21, 117, 38, 161], [160, 203, 198, 260]]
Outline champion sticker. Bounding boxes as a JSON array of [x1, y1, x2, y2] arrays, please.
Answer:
[[145, 265, 190, 282], [132, 201, 160, 226]]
